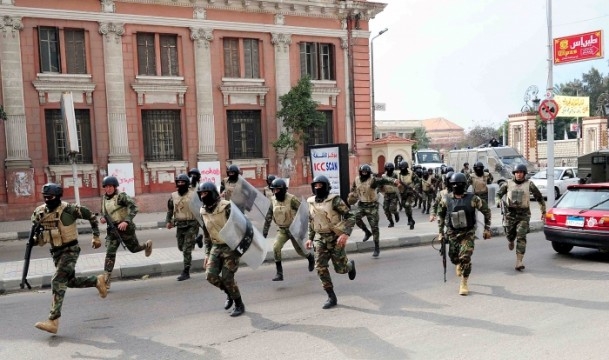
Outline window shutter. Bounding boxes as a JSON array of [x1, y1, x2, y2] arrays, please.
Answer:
[[137, 33, 156, 75], [223, 38, 240, 77], [160, 35, 178, 76], [244, 39, 260, 78], [65, 29, 86, 74], [299, 42, 307, 77]]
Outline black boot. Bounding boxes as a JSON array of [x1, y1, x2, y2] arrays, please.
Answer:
[[348, 260, 356, 280], [388, 220, 394, 228], [421, 206, 426, 214], [394, 212, 400, 223], [230, 297, 245, 317], [224, 291, 233, 310], [322, 289, 337, 309], [177, 266, 190, 281], [362, 229, 372, 242], [408, 215, 415, 230], [307, 253, 315, 272], [195, 234, 204, 249], [272, 261, 283, 281], [373, 243, 380, 257]]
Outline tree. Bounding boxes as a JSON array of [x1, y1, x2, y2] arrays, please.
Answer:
[[410, 127, 431, 152], [464, 125, 499, 148], [272, 76, 326, 176]]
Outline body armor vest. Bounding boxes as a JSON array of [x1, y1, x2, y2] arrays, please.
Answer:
[[470, 173, 490, 195], [34, 202, 78, 247], [272, 193, 296, 227], [201, 200, 230, 244], [171, 189, 196, 221], [398, 172, 413, 187], [355, 177, 377, 202], [447, 194, 476, 230], [422, 177, 434, 192], [223, 178, 237, 200], [307, 194, 341, 234], [103, 194, 129, 223], [507, 180, 530, 209], [379, 174, 398, 194]]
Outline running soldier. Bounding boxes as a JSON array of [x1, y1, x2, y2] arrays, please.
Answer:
[[378, 162, 400, 228], [263, 174, 276, 200], [495, 164, 546, 271], [32, 183, 107, 334], [467, 162, 494, 207], [395, 160, 419, 230], [306, 175, 356, 309], [198, 182, 246, 317], [220, 164, 240, 201], [99, 176, 152, 288], [166, 174, 200, 281], [188, 168, 201, 189], [262, 178, 315, 281], [430, 171, 454, 222], [437, 173, 492, 295], [421, 168, 437, 214]]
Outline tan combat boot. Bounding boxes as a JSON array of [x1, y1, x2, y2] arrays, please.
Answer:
[[459, 277, 469, 296], [145, 240, 153, 257], [96, 274, 108, 298], [34, 318, 59, 334], [455, 264, 462, 277], [104, 271, 112, 289], [515, 253, 525, 271]]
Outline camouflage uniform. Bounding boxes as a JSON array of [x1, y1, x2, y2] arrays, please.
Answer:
[[396, 169, 420, 229], [467, 171, 494, 207], [496, 179, 546, 259], [379, 173, 400, 226], [32, 202, 103, 321], [101, 191, 148, 276], [350, 176, 393, 246], [166, 188, 200, 278], [421, 174, 437, 214], [307, 195, 355, 291]]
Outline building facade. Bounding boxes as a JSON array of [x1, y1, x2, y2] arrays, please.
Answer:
[[0, 0, 386, 220]]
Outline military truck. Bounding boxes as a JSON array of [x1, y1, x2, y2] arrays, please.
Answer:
[[577, 150, 609, 183], [447, 145, 537, 187]]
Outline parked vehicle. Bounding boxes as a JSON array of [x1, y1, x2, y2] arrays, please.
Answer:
[[529, 167, 579, 199], [577, 149, 609, 184], [413, 149, 444, 171], [446, 146, 537, 187], [544, 183, 609, 254]]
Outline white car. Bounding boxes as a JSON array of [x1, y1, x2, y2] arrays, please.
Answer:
[[529, 167, 580, 199]]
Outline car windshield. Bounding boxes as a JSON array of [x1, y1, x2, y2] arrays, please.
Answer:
[[531, 169, 562, 179], [417, 152, 442, 163], [500, 156, 526, 166], [554, 188, 609, 210]]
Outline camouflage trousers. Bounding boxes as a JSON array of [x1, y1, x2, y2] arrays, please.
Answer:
[[48, 244, 97, 320], [274, 228, 308, 262], [446, 228, 476, 278], [399, 191, 416, 217], [421, 191, 435, 211], [104, 222, 145, 273], [206, 243, 241, 300], [504, 211, 530, 254], [175, 221, 198, 268], [355, 202, 380, 243], [382, 192, 400, 221], [313, 233, 353, 290]]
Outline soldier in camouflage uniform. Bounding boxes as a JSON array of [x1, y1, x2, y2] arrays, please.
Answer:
[[495, 164, 546, 271], [430, 171, 454, 222], [262, 178, 315, 281], [220, 164, 240, 201], [395, 160, 419, 230], [467, 161, 494, 208], [263, 174, 276, 201], [99, 176, 152, 288], [437, 173, 492, 295], [379, 162, 400, 227], [306, 175, 356, 309], [188, 167, 201, 189], [166, 174, 201, 281], [413, 165, 424, 208], [198, 182, 245, 317], [421, 168, 437, 214], [32, 183, 107, 334], [348, 164, 394, 257]]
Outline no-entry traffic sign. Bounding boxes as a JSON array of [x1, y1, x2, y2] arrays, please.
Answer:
[[539, 99, 559, 121]]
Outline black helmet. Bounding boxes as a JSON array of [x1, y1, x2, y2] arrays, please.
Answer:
[[359, 164, 372, 175], [175, 173, 190, 184], [227, 164, 240, 175], [270, 178, 287, 190], [450, 172, 467, 184], [473, 162, 484, 170], [197, 181, 219, 206], [188, 168, 201, 177], [398, 160, 409, 170], [427, 168, 434, 173], [384, 162, 395, 171], [463, 162, 469, 167], [512, 164, 528, 175], [41, 183, 63, 197], [266, 174, 277, 187], [440, 164, 447, 174], [446, 166, 454, 173], [102, 176, 119, 187], [311, 174, 331, 195], [445, 171, 455, 188], [197, 181, 218, 194]]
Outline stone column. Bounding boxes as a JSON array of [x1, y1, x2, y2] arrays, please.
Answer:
[[271, 33, 292, 177], [190, 28, 217, 161], [99, 22, 131, 162], [0, 16, 31, 168], [341, 36, 352, 151]]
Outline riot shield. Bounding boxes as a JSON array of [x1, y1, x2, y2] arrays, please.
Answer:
[[188, 191, 206, 229], [288, 197, 311, 254], [487, 184, 498, 208], [230, 176, 271, 220], [219, 202, 267, 270]]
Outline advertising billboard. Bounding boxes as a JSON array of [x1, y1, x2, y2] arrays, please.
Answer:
[[554, 30, 603, 65]]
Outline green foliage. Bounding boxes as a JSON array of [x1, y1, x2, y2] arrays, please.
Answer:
[[410, 127, 430, 151], [272, 76, 326, 154], [463, 125, 499, 148]]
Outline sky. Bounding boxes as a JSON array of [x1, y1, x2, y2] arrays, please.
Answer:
[[368, 0, 609, 131]]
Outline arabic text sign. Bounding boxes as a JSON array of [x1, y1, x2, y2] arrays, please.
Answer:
[[554, 30, 603, 65], [197, 161, 221, 191], [310, 146, 341, 196], [554, 95, 590, 118]]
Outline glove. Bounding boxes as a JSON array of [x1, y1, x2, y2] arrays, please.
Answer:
[[91, 235, 102, 249], [483, 229, 492, 240]]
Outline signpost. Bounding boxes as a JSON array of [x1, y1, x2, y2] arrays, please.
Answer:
[[538, 99, 559, 121]]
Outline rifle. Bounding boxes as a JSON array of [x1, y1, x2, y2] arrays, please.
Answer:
[[20, 223, 44, 289], [432, 234, 447, 283], [102, 213, 127, 250]]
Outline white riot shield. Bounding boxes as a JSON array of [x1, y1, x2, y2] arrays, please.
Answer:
[[219, 202, 267, 270], [231, 176, 271, 221], [476, 210, 484, 240], [288, 197, 311, 254], [487, 184, 498, 208], [188, 191, 205, 229]]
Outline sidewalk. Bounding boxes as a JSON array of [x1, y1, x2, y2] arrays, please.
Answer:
[[0, 207, 544, 294]]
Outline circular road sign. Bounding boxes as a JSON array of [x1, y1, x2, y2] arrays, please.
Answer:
[[539, 99, 559, 121]]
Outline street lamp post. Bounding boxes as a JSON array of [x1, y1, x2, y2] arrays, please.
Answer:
[[370, 28, 388, 141]]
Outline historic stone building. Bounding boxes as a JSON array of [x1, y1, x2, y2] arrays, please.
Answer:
[[0, 0, 386, 220]]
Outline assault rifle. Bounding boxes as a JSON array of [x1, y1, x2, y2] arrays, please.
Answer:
[[101, 213, 127, 250], [20, 222, 44, 289], [432, 233, 447, 283]]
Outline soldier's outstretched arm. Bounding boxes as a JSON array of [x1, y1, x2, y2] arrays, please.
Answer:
[[262, 206, 273, 237], [118, 192, 139, 222]]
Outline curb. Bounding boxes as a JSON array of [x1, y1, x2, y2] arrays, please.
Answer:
[[0, 221, 543, 294], [1, 222, 166, 242]]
